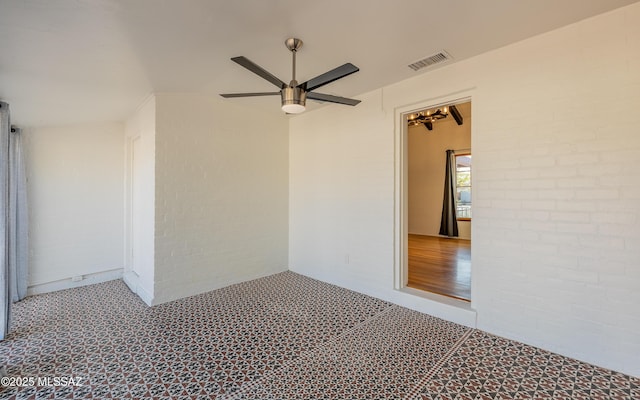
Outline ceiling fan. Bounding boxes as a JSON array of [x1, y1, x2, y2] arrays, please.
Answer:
[[220, 38, 361, 114]]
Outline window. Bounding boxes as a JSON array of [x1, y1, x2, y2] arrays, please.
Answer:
[[455, 154, 471, 219]]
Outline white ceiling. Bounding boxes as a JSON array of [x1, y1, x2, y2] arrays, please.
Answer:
[[1, 0, 638, 127]]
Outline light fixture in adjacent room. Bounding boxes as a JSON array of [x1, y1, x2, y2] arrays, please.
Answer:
[[407, 104, 463, 131]]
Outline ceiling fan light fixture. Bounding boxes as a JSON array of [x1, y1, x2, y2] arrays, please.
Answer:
[[281, 103, 306, 114], [281, 86, 306, 114]]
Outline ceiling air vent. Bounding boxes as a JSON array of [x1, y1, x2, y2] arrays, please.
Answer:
[[408, 50, 452, 71]]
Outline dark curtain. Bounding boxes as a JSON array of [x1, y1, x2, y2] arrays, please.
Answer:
[[439, 149, 459, 237]]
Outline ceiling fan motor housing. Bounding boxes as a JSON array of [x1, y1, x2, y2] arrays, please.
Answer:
[[281, 86, 306, 113]]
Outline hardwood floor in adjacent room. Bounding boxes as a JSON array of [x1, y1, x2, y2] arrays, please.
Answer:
[[407, 234, 471, 301]]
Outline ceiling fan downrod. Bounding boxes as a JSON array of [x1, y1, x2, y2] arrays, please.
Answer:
[[282, 38, 306, 113], [285, 38, 303, 87]]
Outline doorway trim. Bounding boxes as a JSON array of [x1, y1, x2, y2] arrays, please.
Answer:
[[123, 133, 153, 306], [393, 89, 475, 307]]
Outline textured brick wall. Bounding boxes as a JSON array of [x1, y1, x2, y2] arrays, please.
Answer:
[[290, 3, 640, 376], [468, 5, 640, 376], [153, 94, 289, 304]]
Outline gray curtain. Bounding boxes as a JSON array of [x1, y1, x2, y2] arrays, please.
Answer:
[[9, 127, 28, 303], [0, 102, 28, 340], [0, 102, 10, 339], [439, 149, 459, 237]]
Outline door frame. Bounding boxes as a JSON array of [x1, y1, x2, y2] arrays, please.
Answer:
[[125, 134, 142, 276], [393, 89, 475, 306]]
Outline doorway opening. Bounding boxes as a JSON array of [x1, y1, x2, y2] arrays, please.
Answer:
[[395, 97, 472, 303]]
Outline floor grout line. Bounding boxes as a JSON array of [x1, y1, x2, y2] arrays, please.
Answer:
[[223, 304, 397, 399], [403, 328, 474, 399]]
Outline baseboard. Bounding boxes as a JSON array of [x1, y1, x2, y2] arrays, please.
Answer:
[[122, 271, 154, 306], [27, 268, 124, 296], [151, 267, 288, 306], [397, 286, 477, 328], [408, 232, 471, 240]]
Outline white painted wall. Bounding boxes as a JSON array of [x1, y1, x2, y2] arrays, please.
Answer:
[[289, 3, 640, 376], [23, 123, 125, 294], [152, 93, 289, 304], [408, 103, 471, 239], [123, 95, 156, 305]]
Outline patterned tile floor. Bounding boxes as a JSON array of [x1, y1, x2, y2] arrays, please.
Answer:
[[0, 271, 637, 399], [407, 330, 640, 400]]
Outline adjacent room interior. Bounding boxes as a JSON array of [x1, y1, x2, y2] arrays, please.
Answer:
[[406, 101, 472, 301], [1, 0, 639, 397]]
